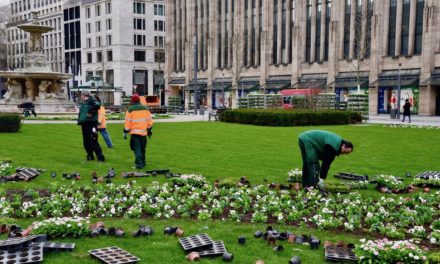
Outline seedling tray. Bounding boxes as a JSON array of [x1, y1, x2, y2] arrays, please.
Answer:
[[121, 172, 150, 178], [334, 172, 368, 181], [179, 233, 214, 252], [0, 235, 46, 251], [415, 171, 440, 179], [0, 244, 44, 264], [197, 241, 227, 257], [325, 246, 357, 262], [89, 246, 140, 264], [31, 242, 75, 252]]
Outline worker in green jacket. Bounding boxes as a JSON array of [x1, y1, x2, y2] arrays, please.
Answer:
[[298, 130, 353, 189]]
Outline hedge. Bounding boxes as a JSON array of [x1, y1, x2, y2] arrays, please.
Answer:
[[0, 114, 22, 132], [219, 109, 363, 126]]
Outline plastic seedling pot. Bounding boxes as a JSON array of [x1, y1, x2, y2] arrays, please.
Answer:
[[238, 236, 246, 245], [254, 231, 263, 238], [174, 227, 184, 237], [273, 245, 284, 252], [115, 228, 125, 237], [222, 252, 233, 262], [141, 226, 153, 236], [186, 251, 200, 262], [287, 234, 295, 243], [108, 227, 116, 236], [310, 239, 320, 249], [289, 256, 301, 264], [163, 226, 174, 235]]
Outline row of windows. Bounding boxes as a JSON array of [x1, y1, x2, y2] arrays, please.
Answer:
[[86, 50, 113, 63], [85, 2, 111, 18], [86, 35, 112, 48], [86, 19, 112, 34], [10, 0, 62, 14]]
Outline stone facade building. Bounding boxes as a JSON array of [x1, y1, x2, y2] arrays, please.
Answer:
[[165, 0, 440, 116], [5, 0, 166, 102]]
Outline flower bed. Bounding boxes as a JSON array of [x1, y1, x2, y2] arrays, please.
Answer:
[[0, 175, 439, 246], [354, 238, 427, 264]]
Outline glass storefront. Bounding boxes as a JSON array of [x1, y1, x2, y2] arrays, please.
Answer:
[[378, 86, 419, 114], [335, 87, 368, 102]]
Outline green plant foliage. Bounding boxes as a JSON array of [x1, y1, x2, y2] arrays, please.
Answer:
[[220, 109, 362, 126], [0, 114, 21, 132]]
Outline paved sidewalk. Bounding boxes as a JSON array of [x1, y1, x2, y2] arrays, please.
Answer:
[[23, 113, 210, 124], [367, 114, 440, 127]]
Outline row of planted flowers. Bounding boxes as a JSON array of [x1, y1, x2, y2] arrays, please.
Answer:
[[0, 174, 439, 246]]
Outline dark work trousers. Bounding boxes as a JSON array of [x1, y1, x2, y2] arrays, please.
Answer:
[[298, 139, 320, 188], [81, 123, 105, 161], [130, 134, 147, 168]]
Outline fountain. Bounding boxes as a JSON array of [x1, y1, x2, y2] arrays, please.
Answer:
[[0, 11, 76, 113]]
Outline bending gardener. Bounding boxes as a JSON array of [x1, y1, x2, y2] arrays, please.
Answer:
[[298, 130, 353, 189]]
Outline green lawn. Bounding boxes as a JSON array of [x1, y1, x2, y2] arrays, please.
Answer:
[[0, 122, 439, 263]]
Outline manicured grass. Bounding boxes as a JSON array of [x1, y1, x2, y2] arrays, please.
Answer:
[[0, 122, 439, 263]]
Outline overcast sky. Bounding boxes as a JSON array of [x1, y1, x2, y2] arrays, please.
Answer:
[[0, 0, 9, 6]]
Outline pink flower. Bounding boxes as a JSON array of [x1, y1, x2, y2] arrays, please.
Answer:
[[373, 251, 379, 256]]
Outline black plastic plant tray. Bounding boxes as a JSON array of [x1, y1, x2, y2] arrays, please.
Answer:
[[145, 169, 170, 175], [89, 246, 140, 264], [325, 246, 357, 262], [31, 242, 75, 252], [0, 235, 46, 251], [179, 233, 214, 252], [197, 241, 226, 257], [121, 172, 150, 178], [415, 171, 440, 179], [334, 172, 368, 181], [0, 244, 44, 264]]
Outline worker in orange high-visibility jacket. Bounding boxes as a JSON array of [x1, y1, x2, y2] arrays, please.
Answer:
[[123, 94, 154, 169]]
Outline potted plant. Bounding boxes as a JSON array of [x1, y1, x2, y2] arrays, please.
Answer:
[[287, 168, 302, 190]]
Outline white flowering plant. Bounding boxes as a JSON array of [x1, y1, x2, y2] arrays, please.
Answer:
[[287, 168, 302, 182], [0, 161, 12, 176], [354, 238, 428, 264], [32, 216, 90, 238], [372, 174, 407, 190]]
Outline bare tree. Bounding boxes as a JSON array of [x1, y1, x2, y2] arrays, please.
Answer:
[[231, 17, 244, 107], [153, 48, 165, 104], [344, 1, 374, 93]]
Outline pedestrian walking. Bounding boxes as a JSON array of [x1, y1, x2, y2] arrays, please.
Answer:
[[95, 96, 113, 148], [402, 99, 411, 123], [123, 94, 153, 169], [77, 90, 105, 162], [298, 130, 353, 189]]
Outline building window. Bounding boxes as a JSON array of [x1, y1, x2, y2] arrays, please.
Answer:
[[87, 52, 92, 63], [134, 34, 146, 46], [134, 18, 146, 30], [87, 38, 92, 48], [86, 7, 90, 18], [343, 0, 351, 58], [106, 18, 112, 30], [272, 0, 278, 64], [97, 51, 102, 62], [96, 36, 102, 47], [134, 50, 146, 61], [105, 2, 111, 14], [305, 0, 312, 62], [154, 20, 165, 31], [154, 36, 164, 47], [133, 2, 145, 14], [324, 0, 331, 61], [86, 23, 91, 33], [107, 50, 112, 61], [96, 21, 101, 32], [414, 0, 424, 55], [106, 35, 112, 46], [95, 4, 101, 16], [400, 0, 411, 56], [154, 4, 164, 16], [155, 50, 165, 63], [315, 0, 322, 62], [388, 0, 397, 56]]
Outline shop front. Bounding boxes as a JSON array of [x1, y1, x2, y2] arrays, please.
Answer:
[[262, 76, 291, 94], [237, 77, 260, 98], [212, 78, 232, 109], [374, 70, 420, 114], [167, 78, 186, 110], [186, 79, 208, 110], [333, 72, 369, 103]]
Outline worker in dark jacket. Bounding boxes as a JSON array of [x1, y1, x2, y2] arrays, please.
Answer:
[[298, 130, 353, 188], [124, 94, 154, 169], [77, 90, 105, 162]]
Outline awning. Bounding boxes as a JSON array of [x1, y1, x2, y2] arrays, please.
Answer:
[[332, 72, 369, 88], [186, 79, 208, 91], [421, 68, 440, 86], [168, 78, 186, 85], [280, 89, 321, 96], [263, 75, 291, 90], [371, 69, 420, 87], [297, 73, 327, 89], [212, 78, 232, 91], [237, 76, 260, 90]]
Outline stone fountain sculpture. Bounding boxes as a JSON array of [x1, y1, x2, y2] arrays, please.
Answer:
[[0, 11, 76, 113]]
